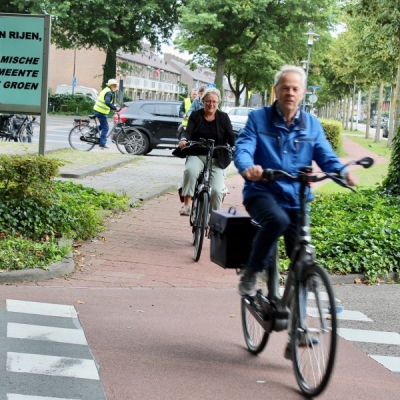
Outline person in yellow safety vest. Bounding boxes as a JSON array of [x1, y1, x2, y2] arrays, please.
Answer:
[[179, 88, 198, 127], [93, 78, 121, 149]]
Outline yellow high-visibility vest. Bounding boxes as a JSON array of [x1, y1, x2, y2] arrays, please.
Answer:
[[94, 87, 112, 114], [182, 97, 192, 127]]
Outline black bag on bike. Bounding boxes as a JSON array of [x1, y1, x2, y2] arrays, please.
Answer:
[[209, 207, 257, 269]]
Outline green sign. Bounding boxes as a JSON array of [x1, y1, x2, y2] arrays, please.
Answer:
[[0, 14, 50, 113]]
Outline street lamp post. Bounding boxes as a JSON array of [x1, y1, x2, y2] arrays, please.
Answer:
[[302, 29, 319, 110]]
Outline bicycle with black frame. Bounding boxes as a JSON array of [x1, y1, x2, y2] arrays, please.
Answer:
[[185, 138, 232, 262], [0, 114, 15, 141], [239, 157, 374, 397]]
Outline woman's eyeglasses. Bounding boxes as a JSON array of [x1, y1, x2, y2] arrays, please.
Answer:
[[204, 100, 219, 105]]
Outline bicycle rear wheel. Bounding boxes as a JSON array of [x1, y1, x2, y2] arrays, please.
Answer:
[[68, 126, 96, 151], [193, 191, 208, 261], [241, 296, 269, 354], [291, 263, 337, 397]]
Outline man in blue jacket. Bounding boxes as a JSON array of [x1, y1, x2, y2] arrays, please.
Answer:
[[234, 65, 357, 297]]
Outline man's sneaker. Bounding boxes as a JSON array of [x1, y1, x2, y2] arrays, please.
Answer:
[[238, 268, 257, 296], [99, 145, 109, 149], [284, 333, 319, 360]]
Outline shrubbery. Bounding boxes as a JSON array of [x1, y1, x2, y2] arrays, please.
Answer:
[[0, 154, 129, 271], [278, 187, 400, 283], [48, 94, 95, 114]]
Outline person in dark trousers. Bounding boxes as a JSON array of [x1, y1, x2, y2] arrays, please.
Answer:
[[93, 78, 120, 149], [234, 65, 358, 297]]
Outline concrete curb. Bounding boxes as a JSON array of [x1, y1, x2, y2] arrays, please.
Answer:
[[60, 157, 136, 179]]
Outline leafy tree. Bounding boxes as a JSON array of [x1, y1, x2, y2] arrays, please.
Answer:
[[175, 0, 338, 93], [4, 0, 180, 87]]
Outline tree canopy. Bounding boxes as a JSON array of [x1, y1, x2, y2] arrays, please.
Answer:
[[175, 0, 338, 92], [2, 0, 180, 87]]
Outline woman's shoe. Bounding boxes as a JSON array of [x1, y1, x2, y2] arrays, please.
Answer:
[[179, 205, 190, 216]]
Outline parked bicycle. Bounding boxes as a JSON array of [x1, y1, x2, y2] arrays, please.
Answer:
[[186, 138, 232, 262], [0, 114, 15, 141], [240, 157, 374, 397]]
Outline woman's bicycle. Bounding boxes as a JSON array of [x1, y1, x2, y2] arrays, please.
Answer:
[[240, 156, 374, 397], [187, 138, 232, 262]]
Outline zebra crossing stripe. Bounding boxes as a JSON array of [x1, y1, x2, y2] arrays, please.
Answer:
[[307, 308, 372, 322], [338, 328, 400, 345], [6, 300, 78, 318], [369, 355, 400, 373], [7, 395, 81, 400], [6, 352, 100, 380], [7, 323, 88, 345]]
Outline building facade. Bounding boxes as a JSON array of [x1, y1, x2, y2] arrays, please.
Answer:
[[48, 44, 235, 107]]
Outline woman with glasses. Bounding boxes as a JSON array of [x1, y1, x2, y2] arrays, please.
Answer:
[[177, 87, 235, 216]]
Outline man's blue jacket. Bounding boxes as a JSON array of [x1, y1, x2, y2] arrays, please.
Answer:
[[234, 103, 345, 210]]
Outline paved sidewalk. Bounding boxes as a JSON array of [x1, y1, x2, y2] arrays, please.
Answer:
[[11, 135, 388, 287]]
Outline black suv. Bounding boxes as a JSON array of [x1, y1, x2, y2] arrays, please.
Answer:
[[114, 100, 243, 155], [114, 100, 181, 155]]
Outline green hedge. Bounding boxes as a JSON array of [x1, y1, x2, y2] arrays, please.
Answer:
[[319, 118, 343, 153], [48, 94, 95, 114], [0, 154, 129, 270]]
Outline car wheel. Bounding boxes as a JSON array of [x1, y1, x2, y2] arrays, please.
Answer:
[[123, 128, 150, 155]]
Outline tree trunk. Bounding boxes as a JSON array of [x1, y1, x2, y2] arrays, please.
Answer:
[[365, 87, 372, 139], [102, 46, 117, 88], [214, 52, 227, 95], [375, 82, 384, 143], [389, 54, 400, 146]]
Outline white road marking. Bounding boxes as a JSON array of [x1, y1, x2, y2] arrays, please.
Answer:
[[338, 328, 400, 345], [7, 395, 81, 400], [6, 300, 78, 318], [369, 355, 400, 372], [307, 307, 372, 321], [6, 352, 99, 380], [7, 323, 87, 345]]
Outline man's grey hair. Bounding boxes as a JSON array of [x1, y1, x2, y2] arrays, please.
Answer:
[[201, 87, 221, 103], [274, 65, 306, 89]]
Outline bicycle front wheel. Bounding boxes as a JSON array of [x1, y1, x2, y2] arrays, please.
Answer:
[[193, 191, 208, 261], [241, 296, 269, 354], [291, 263, 337, 398], [115, 128, 149, 155], [68, 126, 96, 151]]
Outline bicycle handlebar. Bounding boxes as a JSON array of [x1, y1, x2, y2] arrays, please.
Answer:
[[185, 138, 232, 152], [262, 156, 374, 193]]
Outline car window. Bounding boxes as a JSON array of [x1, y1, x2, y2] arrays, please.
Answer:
[[141, 104, 155, 115], [154, 104, 178, 117]]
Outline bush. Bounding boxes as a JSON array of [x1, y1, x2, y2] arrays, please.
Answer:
[[319, 118, 343, 153], [0, 154, 63, 200], [0, 155, 129, 270], [48, 94, 95, 114], [310, 188, 400, 282]]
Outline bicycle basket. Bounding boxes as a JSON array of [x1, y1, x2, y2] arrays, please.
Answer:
[[209, 207, 257, 269]]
